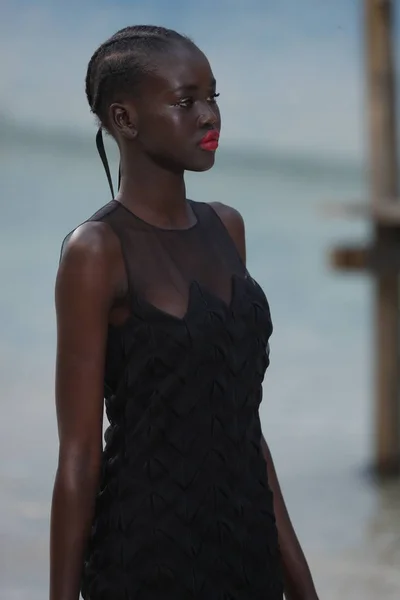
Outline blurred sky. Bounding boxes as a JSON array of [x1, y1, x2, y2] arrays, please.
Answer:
[[0, 0, 399, 160]]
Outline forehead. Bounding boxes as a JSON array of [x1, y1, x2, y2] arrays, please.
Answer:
[[144, 45, 215, 94]]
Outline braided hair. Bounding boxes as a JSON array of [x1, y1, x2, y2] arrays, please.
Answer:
[[85, 25, 195, 131]]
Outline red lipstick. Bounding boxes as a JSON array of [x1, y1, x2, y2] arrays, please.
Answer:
[[199, 130, 220, 151]]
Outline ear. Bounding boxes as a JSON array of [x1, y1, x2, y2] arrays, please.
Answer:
[[108, 102, 138, 140]]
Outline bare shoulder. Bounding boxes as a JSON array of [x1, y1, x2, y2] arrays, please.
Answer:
[[209, 202, 245, 233], [56, 221, 121, 305], [60, 221, 117, 266], [209, 201, 246, 263]]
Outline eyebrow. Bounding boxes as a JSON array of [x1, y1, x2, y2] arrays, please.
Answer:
[[172, 78, 217, 93]]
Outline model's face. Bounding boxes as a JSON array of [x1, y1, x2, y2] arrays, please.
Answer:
[[115, 44, 221, 172]]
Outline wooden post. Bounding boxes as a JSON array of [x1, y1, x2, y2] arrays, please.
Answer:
[[365, 0, 400, 474], [323, 0, 400, 476]]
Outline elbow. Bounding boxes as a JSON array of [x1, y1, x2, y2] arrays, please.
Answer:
[[56, 442, 102, 494]]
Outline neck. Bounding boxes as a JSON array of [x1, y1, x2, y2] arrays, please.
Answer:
[[116, 151, 193, 229]]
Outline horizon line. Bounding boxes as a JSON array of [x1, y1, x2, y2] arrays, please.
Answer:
[[0, 114, 365, 177]]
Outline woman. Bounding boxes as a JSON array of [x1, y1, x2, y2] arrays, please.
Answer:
[[50, 25, 319, 600]]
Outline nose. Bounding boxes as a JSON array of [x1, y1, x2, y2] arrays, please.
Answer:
[[197, 103, 218, 128]]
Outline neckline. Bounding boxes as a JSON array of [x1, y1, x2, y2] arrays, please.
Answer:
[[114, 199, 199, 232]]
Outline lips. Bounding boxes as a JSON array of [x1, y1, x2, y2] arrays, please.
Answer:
[[199, 130, 220, 151]]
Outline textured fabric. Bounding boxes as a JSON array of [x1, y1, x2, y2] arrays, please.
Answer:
[[69, 199, 283, 599]]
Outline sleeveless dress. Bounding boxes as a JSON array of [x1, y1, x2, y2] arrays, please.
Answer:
[[64, 199, 283, 600]]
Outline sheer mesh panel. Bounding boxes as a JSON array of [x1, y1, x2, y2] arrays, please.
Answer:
[[90, 199, 247, 320]]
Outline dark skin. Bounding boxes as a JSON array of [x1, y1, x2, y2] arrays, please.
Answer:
[[50, 43, 319, 600]]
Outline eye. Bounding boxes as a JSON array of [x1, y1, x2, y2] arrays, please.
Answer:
[[208, 92, 220, 103], [173, 92, 220, 109], [174, 97, 194, 108]]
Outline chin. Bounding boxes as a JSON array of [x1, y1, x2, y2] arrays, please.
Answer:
[[186, 154, 216, 173]]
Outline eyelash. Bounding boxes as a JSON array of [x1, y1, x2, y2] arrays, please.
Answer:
[[175, 92, 220, 108]]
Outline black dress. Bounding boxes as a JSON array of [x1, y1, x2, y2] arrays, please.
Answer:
[[65, 199, 283, 599]]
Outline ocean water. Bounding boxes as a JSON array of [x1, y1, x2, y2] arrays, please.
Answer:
[[1, 130, 399, 599]]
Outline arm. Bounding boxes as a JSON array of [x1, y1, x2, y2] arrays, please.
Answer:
[[210, 202, 319, 600], [261, 436, 318, 600], [50, 222, 119, 600]]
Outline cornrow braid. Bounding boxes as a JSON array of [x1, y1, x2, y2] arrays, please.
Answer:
[[85, 25, 194, 130]]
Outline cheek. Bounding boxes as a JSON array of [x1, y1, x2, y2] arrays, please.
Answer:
[[167, 109, 195, 135], [143, 109, 192, 144]]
